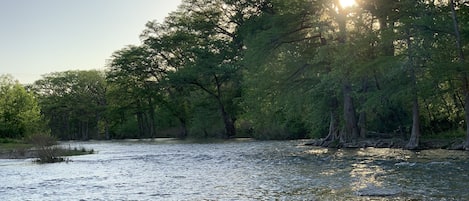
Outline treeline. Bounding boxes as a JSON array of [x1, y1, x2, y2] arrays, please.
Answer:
[[2, 0, 469, 149]]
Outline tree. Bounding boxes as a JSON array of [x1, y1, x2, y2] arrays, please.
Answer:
[[241, 0, 388, 142], [33, 70, 107, 140], [106, 46, 161, 139], [448, 0, 469, 150], [141, 0, 260, 138], [239, 0, 329, 139], [0, 74, 43, 138]]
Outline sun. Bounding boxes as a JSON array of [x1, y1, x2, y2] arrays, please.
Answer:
[[339, 0, 356, 8]]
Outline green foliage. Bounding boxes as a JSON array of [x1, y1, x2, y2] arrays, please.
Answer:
[[138, 0, 255, 138], [12, 0, 469, 143], [422, 129, 465, 140], [32, 70, 107, 140], [0, 74, 44, 138], [106, 46, 161, 139], [109, 118, 140, 139], [238, 0, 469, 143], [188, 100, 225, 138]]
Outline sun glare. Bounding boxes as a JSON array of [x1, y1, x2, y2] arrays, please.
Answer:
[[339, 0, 356, 8]]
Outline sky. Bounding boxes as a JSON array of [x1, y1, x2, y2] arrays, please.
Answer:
[[0, 0, 182, 84]]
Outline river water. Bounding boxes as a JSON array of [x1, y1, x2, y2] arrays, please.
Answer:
[[1, 139, 469, 200]]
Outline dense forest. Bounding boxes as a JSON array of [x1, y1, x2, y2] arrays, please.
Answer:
[[1, 0, 469, 149]]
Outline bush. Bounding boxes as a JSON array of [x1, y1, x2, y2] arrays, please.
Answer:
[[27, 133, 64, 163]]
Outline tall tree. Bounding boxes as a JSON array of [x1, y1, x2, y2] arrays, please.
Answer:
[[107, 46, 163, 139], [142, 0, 260, 138]]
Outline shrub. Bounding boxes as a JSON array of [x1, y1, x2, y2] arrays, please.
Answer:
[[27, 133, 64, 163]]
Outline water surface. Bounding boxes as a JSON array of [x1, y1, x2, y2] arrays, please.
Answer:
[[1, 139, 468, 200]]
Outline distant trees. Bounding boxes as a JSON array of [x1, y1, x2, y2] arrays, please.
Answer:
[[33, 70, 107, 140], [0, 74, 43, 138]]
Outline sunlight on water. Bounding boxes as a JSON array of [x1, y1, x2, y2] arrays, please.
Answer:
[[350, 161, 385, 189], [304, 147, 329, 155], [1, 140, 469, 200]]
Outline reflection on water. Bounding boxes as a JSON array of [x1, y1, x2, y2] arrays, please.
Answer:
[[1, 140, 469, 200]]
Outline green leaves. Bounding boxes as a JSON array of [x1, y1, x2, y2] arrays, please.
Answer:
[[18, 0, 469, 141], [0, 74, 43, 138], [33, 70, 107, 140]]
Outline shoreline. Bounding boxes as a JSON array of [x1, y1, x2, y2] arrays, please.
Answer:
[[305, 138, 467, 150], [2, 137, 467, 160]]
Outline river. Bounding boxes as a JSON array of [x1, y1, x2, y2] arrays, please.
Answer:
[[1, 139, 468, 200]]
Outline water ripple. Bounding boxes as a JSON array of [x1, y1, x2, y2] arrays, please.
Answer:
[[1, 140, 469, 200]]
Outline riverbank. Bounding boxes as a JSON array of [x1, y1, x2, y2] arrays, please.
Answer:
[[2, 137, 466, 160], [305, 137, 467, 150]]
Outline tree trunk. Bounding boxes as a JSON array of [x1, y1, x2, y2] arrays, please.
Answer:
[[322, 110, 339, 146], [321, 95, 339, 146], [343, 82, 359, 142], [328, 111, 339, 140], [358, 78, 369, 138], [80, 120, 89, 141], [464, 84, 469, 151], [337, 5, 358, 142], [406, 97, 420, 149], [405, 30, 420, 150], [103, 89, 110, 140], [85, 121, 89, 140], [214, 75, 236, 138], [104, 119, 110, 140], [95, 111, 104, 140], [358, 111, 367, 138], [148, 97, 156, 138], [192, 75, 237, 139], [136, 112, 144, 139], [178, 118, 188, 139], [143, 112, 150, 137], [220, 104, 236, 138], [136, 101, 145, 138]]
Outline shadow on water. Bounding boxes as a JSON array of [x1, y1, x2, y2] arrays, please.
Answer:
[[1, 139, 468, 200]]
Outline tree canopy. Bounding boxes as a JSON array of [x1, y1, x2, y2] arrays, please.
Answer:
[[5, 0, 468, 149], [0, 74, 44, 138]]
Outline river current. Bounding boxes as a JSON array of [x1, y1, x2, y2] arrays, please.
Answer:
[[1, 139, 468, 200]]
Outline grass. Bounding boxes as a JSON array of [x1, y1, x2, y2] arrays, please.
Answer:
[[0, 138, 33, 154], [0, 142, 33, 151], [0, 137, 95, 162], [60, 146, 95, 157], [33, 146, 95, 163]]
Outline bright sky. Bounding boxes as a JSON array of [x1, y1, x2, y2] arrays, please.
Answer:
[[0, 0, 181, 84]]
